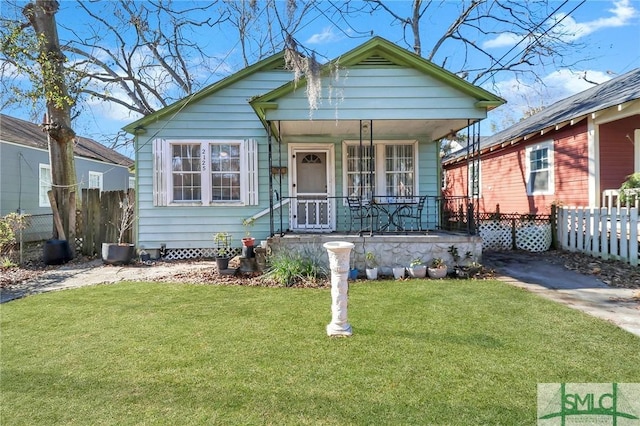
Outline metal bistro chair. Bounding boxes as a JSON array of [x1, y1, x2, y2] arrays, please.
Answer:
[[347, 197, 379, 234], [396, 195, 427, 231]]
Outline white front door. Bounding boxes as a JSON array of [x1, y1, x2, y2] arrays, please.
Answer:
[[291, 146, 334, 231]]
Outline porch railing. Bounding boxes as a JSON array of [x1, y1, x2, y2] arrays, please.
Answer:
[[270, 195, 475, 236]]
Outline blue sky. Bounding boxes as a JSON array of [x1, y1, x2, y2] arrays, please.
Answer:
[[4, 0, 640, 157]]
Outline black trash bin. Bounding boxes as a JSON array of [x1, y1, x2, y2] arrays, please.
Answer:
[[43, 239, 71, 265]]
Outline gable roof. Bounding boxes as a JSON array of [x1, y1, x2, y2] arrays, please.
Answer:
[[446, 68, 640, 163], [1, 114, 133, 167], [123, 37, 505, 136], [250, 36, 505, 122], [122, 51, 286, 134]]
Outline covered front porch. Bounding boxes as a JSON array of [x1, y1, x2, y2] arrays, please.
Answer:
[[248, 39, 501, 243], [246, 38, 503, 266]]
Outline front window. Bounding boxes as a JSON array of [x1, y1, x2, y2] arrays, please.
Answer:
[[344, 141, 416, 200], [159, 139, 257, 206], [171, 143, 202, 202], [346, 144, 375, 198], [211, 143, 241, 201], [526, 142, 554, 195], [39, 164, 51, 207], [385, 144, 414, 198]]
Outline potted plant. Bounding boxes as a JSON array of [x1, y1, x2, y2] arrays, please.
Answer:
[[213, 231, 231, 271], [392, 259, 405, 279], [427, 257, 447, 279], [101, 193, 136, 265], [241, 218, 255, 247], [408, 258, 427, 278], [365, 251, 378, 280]]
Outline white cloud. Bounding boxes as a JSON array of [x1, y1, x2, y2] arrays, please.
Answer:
[[553, 0, 636, 40], [488, 69, 613, 130], [483, 0, 638, 49], [306, 27, 344, 45], [543, 69, 611, 96], [482, 33, 521, 49]]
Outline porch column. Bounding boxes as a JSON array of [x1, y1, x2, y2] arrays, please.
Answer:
[[323, 241, 354, 337]]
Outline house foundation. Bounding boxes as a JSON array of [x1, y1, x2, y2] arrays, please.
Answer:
[[267, 232, 482, 277]]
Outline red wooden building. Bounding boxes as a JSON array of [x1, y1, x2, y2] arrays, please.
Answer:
[[443, 69, 640, 215]]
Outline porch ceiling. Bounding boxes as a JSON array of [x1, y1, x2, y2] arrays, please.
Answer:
[[272, 118, 475, 141]]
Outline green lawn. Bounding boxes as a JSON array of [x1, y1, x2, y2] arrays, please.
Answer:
[[2, 280, 639, 425]]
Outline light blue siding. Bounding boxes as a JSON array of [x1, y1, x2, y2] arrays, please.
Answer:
[[268, 68, 487, 121], [135, 69, 293, 250]]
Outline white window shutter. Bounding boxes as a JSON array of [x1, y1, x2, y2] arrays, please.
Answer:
[[247, 139, 258, 205], [152, 139, 168, 206]]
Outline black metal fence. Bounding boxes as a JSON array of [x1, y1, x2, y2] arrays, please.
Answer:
[[270, 195, 477, 236]]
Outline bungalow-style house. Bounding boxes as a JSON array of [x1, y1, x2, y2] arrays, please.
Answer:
[[123, 37, 504, 266], [0, 113, 134, 240], [443, 68, 640, 215]]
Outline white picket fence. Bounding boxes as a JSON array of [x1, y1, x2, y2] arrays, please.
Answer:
[[557, 206, 639, 266]]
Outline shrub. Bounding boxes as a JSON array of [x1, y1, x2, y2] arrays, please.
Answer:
[[619, 172, 640, 206], [263, 249, 327, 287], [0, 213, 30, 256]]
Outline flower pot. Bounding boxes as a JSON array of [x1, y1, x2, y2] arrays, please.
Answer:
[[349, 268, 358, 280], [427, 266, 448, 279], [215, 256, 230, 271], [101, 243, 135, 265], [392, 267, 405, 280], [242, 237, 255, 247], [242, 245, 255, 258], [408, 265, 427, 278], [365, 267, 378, 280]]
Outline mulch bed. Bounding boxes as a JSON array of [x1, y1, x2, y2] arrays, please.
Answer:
[[2, 243, 640, 290]]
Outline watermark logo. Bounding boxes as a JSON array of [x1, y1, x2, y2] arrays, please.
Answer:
[[538, 383, 640, 425]]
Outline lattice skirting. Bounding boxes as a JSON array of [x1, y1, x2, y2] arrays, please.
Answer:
[[515, 224, 552, 252], [479, 222, 552, 252], [479, 222, 512, 250], [164, 247, 241, 260]]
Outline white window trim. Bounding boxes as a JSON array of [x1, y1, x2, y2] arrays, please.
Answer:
[[155, 139, 257, 207], [525, 141, 555, 196], [342, 140, 419, 200], [88, 171, 104, 191], [468, 160, 481, 199], [39, 164, 51, 207]]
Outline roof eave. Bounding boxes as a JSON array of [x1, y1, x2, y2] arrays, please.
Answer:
[[123, 51, 286, 134]]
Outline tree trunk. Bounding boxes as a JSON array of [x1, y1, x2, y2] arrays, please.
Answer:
[[411, 0, 421, 56], [24, 0, 77, 243]]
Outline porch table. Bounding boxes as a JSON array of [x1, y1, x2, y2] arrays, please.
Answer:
[[372, 198, 417, 232]]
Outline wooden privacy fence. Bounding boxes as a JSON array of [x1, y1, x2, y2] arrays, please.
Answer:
[[76, 189, 135, 256], [557, 206, 639, 266]]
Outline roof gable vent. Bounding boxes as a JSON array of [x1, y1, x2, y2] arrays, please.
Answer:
[[355, 54, 398, 67]]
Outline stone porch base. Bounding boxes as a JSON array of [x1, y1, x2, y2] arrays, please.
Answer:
[[267, 232, 482, 276]]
